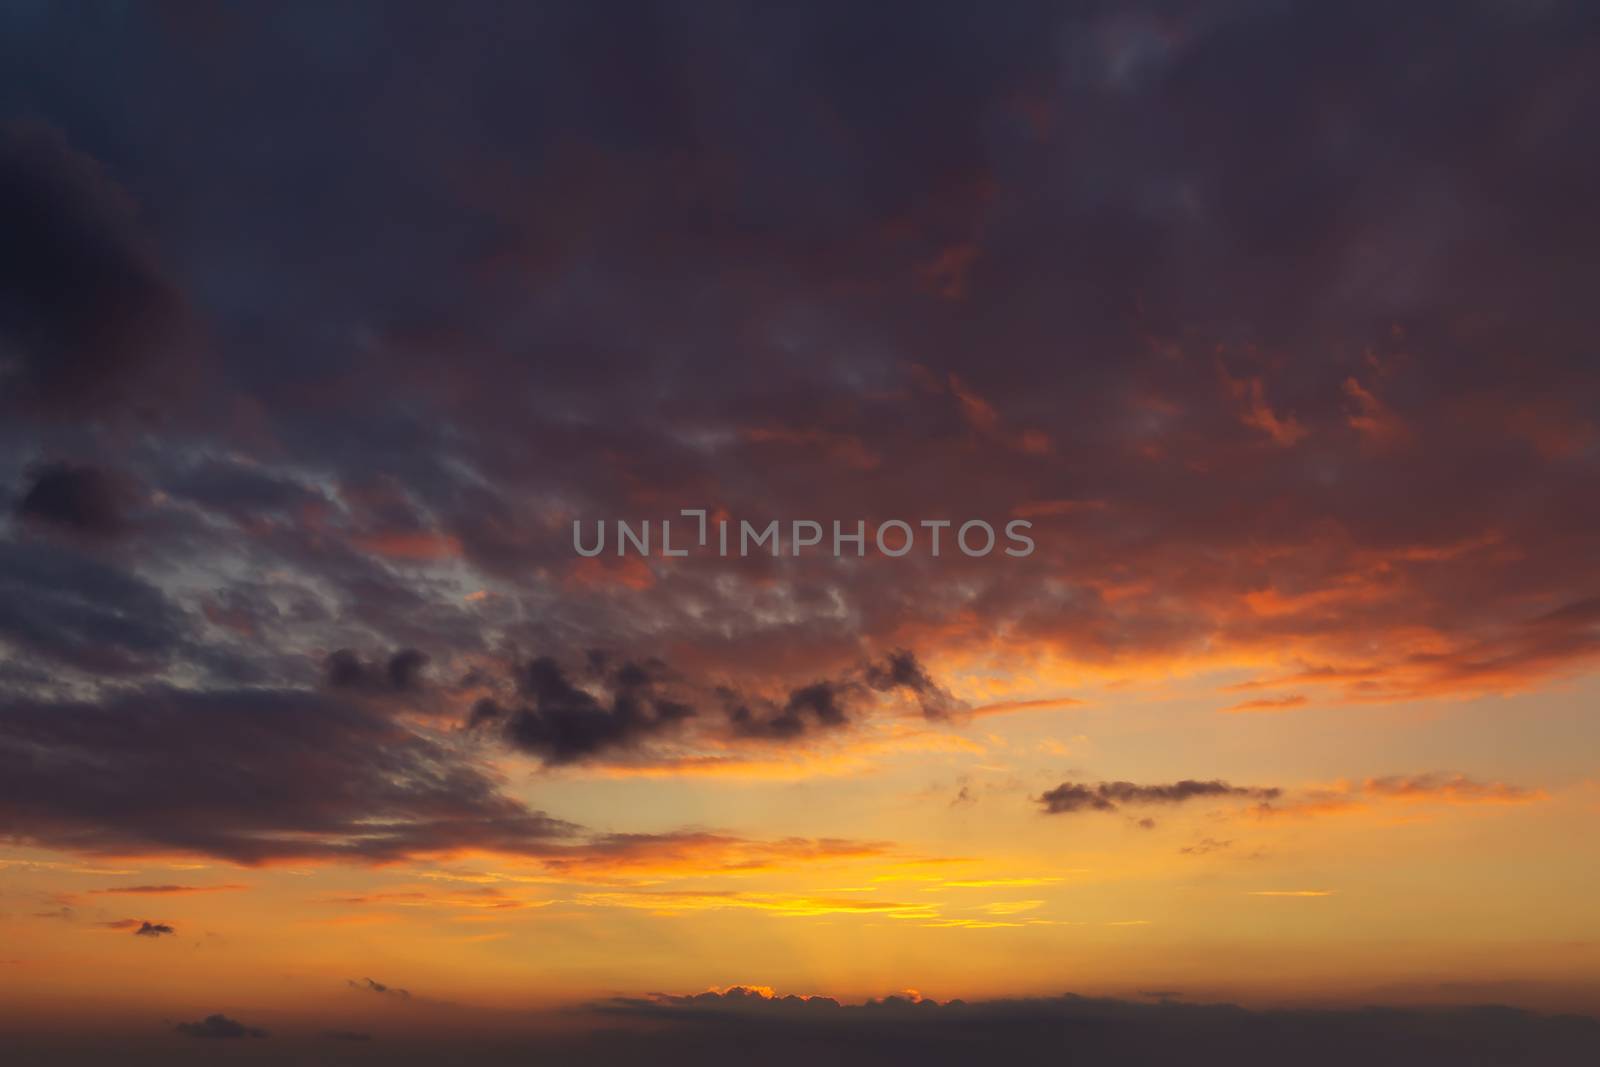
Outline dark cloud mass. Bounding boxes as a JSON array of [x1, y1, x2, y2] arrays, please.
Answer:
[[133, 921, 173, 937], [467, 649, 962, 762], [0, 540, 187, 678], [1038, 779, 1281, 815], [0, 684, 577, 864], [13, 462, 129, 538], [0, 121, 188, 416], [471, 656, 695, 765], [863, 649, 963, 718], [0, 0, 1589, 724], [325, 647, 429, 693]]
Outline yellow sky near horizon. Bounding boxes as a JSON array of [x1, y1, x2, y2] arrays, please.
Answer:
[[6, 668, 1596, 1023]]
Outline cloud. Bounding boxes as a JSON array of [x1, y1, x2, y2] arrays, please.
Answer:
[[470, 656, 695, 765], [1038, 780, 1281, 815], [1179, 838, 1233, 855], [0, 678, 895, 877], [727, 680, 851, 741], [0, 684, 579, 864], [468, 650, 963, 764], [324, 648, 429, 693], [321, 1029, 373, 1041], [12, 462, 130, 539], [969, 696, 1085, 718], [1253, 773, 1548, 819], [1223, 370, 1309, 447], [90, 884, 247, 895], [0, 121, 190, 417], [1361, 773, 1544, 805], [0, 1, 1594, 735], [533, 832, 890, 883], [174, 1014, 266, 1039], [1221, 694, 1309, 714], [349, 977, 410, 999], [586, 987, 1600, 1064], [98, 918, 174, 936], [0, 540, 188, 679], [863, 649, 965, 719]]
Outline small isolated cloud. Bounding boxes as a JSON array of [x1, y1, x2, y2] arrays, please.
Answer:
[[349, 977, 410, 999], [1038, 780, 1280, 815], [1180, 838, 1233, 855], [98, 919, 174, 936], [175, 1014, 266, 1039]]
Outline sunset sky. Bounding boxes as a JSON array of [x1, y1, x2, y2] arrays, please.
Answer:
[[2, 1, 1598, 1061]]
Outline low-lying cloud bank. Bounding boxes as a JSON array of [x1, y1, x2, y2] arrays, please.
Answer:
[[582, 988, 1597, 1066], [6, 988, 1596, 1064]]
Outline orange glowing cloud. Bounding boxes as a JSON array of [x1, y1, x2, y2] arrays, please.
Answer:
[[88, 883, 249, 895], [1220, 694, 1309, 714], [1252, 773, 1548, 821], [354, 529, 462, 560]]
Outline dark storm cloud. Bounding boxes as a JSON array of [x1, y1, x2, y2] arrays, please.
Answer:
[[0, 684, 578, 864], [1038, 780, 1281, 815], [0, 121, 189, 417], [13, 462, 130, 538], [133, 920, 174, 937], [174, 1014, 266, 1040]]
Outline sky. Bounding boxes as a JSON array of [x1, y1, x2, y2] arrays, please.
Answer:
[[1, 0, 1598, 1061]]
